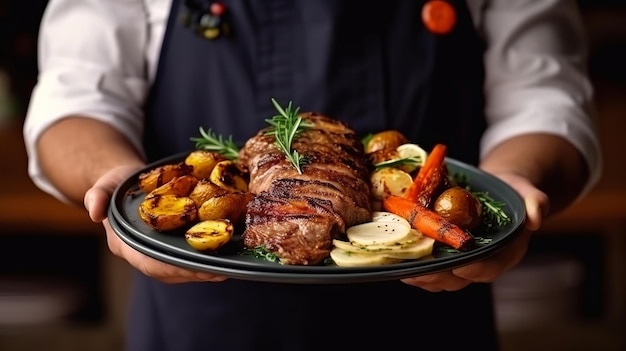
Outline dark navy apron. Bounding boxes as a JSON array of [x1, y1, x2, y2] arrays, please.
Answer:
[[132, 1, 497, 350]]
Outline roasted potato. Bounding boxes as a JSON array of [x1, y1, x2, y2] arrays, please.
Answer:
[[138, 194, 198, 232], [370, 167, 413, 200], [188, 179, 229, 208], [198, 191, 254, 225], [367, 148, 400, 166], [147, 175, 199, 198], [185, 219, 234, 251], [138, 162, 192, 193], [184, 150, 227, 179], [433, 186, 483, 230], [364, 130, 409, 154], [209, 160, 248, 192]]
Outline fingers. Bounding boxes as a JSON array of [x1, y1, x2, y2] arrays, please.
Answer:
[[401, 272, 472, 292], [84, 164, 145, 222], [403, 228, 533, 291], [103, 220, 228, 284], [523, 191, 549, 231], [84, 187, 110, 222], [484, 171, 549, 232]]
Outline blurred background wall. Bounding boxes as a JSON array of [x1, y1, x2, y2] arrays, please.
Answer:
[[0, 1, 624, 351]]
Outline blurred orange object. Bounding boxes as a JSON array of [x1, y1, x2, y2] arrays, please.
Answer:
[[422, 0, 457, 35]]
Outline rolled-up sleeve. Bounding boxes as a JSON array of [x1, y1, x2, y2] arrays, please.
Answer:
[[479, 0, 603, 194], [23, 0, 167, 200]]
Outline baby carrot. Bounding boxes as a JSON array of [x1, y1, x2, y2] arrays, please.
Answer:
[[382, 195, 475, 251], [403, 143, 447, 207]]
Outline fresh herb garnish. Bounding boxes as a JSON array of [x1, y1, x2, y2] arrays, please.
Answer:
[[241, 245, 279, 262], [374, 156, 423, 171], [264, 98, 313, 174], [190, 127, 240, 160], [474, 191, 512, 229], [361, 133, 373, 150], [437, 235, 493, 254], [448, 172, 511, 230]]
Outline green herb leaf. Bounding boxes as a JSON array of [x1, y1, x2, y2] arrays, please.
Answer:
[[190, 127, 240, 160], [241, 245, 279, 262], [264, 98, 313, 174], [374, 156, 423, 170], [473, 191, 512, 228], [361, 133, 373, 151], [448, 172, 511, 230]]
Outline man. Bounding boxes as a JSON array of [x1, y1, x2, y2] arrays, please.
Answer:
[[24, 0, 601, 350]]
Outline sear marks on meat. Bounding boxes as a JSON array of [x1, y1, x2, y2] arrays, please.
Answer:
[[239, 112, 372, 265]]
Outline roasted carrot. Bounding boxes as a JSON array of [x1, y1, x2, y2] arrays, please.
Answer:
[[403, 143, 447, 207], [382, 195, 475, 251]]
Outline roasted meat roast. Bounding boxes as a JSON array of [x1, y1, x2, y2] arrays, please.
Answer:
[[238, 113, 372, 265]]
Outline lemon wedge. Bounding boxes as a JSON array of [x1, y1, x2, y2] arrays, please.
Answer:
[[395, 143, 428, 173]]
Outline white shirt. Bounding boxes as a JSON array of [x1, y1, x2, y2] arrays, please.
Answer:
[[24, 0, 602, 202]]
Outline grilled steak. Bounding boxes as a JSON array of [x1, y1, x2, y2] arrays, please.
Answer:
[[239, 113, 372, 265]]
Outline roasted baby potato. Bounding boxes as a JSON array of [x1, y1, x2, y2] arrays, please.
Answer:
[[138, 194, 198, 232], [188, 179, 229, 208], [433, 186, 483, 230], [364, 130, 409, 154], [184, 150, 227, 179], [198, 191, 254, 225], [147, 175, 199, 198], [367, 148, 400, 166], [138, 162, 192, 193], [209, 160, 248, 192], [185, 219, 234, 251], [370, 167, 413, 200]]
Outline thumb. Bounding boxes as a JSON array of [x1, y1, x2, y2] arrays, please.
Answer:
[[84, 187, 111, 222], [84, 164, 144, 222]]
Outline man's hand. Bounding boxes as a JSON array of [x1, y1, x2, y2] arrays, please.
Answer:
[[401, 172, 548, 291], [84, 165, 228, 284]]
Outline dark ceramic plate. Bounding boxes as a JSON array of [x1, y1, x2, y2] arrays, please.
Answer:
[[109, 153, 525, 284]]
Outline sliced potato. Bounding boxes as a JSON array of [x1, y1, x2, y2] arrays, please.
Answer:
[[138, 162, 192, 193], [370, 167, 413, 200], [185, 219, 234, 251], [334, 231, 435, 259], [209, 160, 249, 192], [371, 211, 411, 227], [188, 179, 229, 208], [184, 150, 226, 179], [197, 191, 254, 225], [335, 229, 420, 252], [330, 248, 402, 267], [138, 194, 198, 231], [147, 175, 199, 198], [346, 221, 411, 246], [382, 235, 434, 259]]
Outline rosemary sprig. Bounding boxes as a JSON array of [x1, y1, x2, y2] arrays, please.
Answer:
[[190, 127, 240, 160], [449, 172, 511, 229], [474, 191, 512, 228], [264, 98, 313, 174]]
